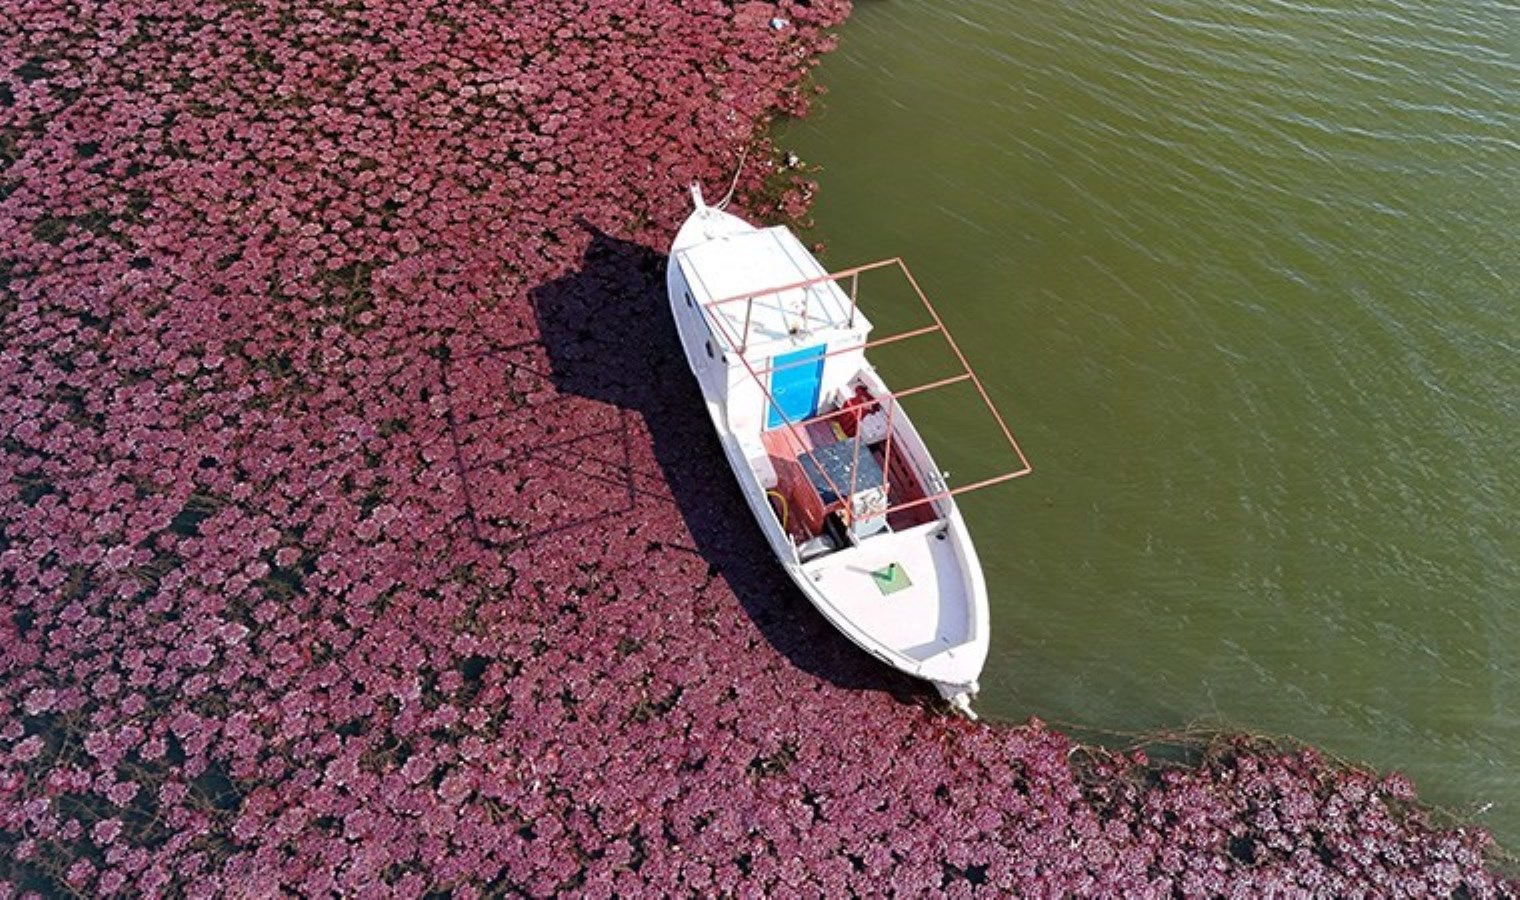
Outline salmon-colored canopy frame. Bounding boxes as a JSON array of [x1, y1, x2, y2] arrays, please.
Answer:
[[685, 256, 1033, 526]]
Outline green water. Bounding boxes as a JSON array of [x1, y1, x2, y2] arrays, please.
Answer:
[[781, 0, 1519, 844]]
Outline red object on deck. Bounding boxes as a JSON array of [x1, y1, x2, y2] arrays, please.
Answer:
[[838, 386, 872, 437]]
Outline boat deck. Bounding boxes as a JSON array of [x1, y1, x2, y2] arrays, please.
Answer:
[[802, 522, 972, 661], [759, 410, 935, 542]]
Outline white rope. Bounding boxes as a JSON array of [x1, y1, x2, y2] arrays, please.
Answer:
[[714, 143, 750, 210]]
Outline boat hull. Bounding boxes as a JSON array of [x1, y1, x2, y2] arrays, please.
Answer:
[[666, 200, 990, 714]]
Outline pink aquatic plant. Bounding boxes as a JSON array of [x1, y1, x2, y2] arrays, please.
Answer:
[[0, 0, 1513, 895]]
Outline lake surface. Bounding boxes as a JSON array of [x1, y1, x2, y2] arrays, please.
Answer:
[[780, 0, 1518, 844]]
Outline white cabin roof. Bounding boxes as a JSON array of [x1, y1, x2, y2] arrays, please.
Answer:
[[674, 225, 871, 355]]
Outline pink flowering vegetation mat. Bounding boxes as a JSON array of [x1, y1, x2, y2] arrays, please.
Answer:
[[0, 0, 1514, 895]]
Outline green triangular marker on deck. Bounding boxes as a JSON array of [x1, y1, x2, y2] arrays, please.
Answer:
[[872, 562, 912, 596]]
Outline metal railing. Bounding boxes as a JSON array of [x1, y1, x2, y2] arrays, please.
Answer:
[[695, 258, 900, 353], [692, 257, 1033, 532]]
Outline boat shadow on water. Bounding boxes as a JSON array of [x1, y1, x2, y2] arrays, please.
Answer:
[[523, 219, 924, 701]]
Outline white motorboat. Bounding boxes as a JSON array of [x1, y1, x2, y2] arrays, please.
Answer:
[[665, 186, 1031, 717]]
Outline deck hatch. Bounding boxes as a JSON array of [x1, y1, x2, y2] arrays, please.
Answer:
[[871, 562, 913, 596]]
